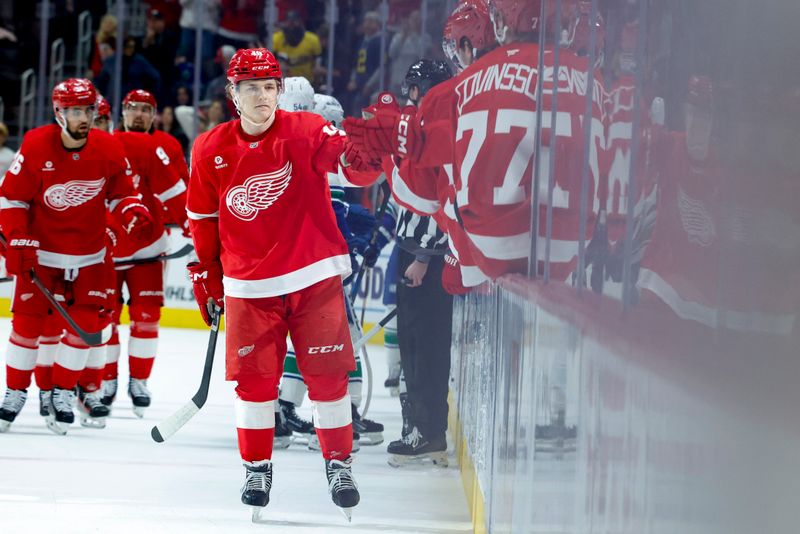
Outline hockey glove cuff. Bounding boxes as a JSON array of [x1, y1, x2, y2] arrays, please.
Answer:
[[187, 261, 225, 326]]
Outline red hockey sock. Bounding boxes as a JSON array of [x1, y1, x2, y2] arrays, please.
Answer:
[[103, 361, 119, 381], [237, 428, 276, 462], [34, 366, 53, 391], [6, 365, 34, 391], [129, 356, 155, 380]]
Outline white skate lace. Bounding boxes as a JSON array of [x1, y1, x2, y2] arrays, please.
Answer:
[[82, 391, 103, 408], [129, 379, 150, 398], [243, 464, 272, 493], [53, 388, 75, 411], [401, 427, 422, 447], [1, 389, 26, 413], [328, 459, 358, 492]]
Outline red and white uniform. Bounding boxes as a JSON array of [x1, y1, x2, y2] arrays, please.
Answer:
[[388, 78, 489, 289], [103, 131, 187, 385], [414, 44, 604, 282], [188, 110, 375, 462], [0, 124, 139, 391], [638, 133, 797, 334], [151, 128, 190, 226]]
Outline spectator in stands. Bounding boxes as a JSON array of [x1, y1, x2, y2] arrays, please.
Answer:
[[388, 10, 431, 96], [217, 0, 264, 50], [272, 10, 322, 84], [142, 9, 179, 105], [173, 85, 190, 107], [158, 106, 189, 156], [95, 37, 161, 103], [200, 100, 227, 133], [204, 45, 236, 103], [176, 0, 220, 80], [90, 14, 117, 78], [0, 122, 15, 175], [348, 11, 383, 115]]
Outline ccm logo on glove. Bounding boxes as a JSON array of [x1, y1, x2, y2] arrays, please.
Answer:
[[9, 239, 39, 247], [396, 114, 412, 156]]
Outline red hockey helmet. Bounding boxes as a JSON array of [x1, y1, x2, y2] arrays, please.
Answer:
[[123, 89, 158, 110], [568, 1, 606, 64], [687, 75, 713, 108], [52, 78, 97, 110], [444, 0, 495, 56], [96, 94, 111, 118], [488, 0, 541, 36], [227, 48, 283, 85]]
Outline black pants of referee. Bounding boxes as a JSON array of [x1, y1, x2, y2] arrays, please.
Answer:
[[396, 249, 453, 441]]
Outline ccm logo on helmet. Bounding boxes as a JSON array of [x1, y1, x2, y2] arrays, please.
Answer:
[[396, 114, 412, 155], [307, 344, 345, 354]]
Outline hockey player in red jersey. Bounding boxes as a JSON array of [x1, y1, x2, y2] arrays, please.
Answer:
[[0, 78, 152, 435], [121, 89, 189, 184], [100, 92, 189, 417], [185, 48, 377, 521], [345, 0, 543, 281], [383, 0, 495, 291]]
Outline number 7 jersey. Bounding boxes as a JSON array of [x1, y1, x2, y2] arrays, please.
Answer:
[[417, 42, 540, 279]]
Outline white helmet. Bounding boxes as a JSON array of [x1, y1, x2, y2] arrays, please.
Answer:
[[313, 93, 345, 127], [278, 76, 315, 112]]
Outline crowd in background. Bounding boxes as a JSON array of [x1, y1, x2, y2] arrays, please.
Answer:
[[0, 0, 450, 163]]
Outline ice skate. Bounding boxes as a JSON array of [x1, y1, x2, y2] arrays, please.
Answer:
[[45, 387, 75, 435], [128, 378, 151, 418], [387, 427, 448, 468], [383, 376, 400, 396], [39, 390, 51, 417], [241, 460, 273, 523], [325, 456, 359, 521], [384, 362, 401, 396], [309, 431, 360, 453], [273, 411, 292, 449], [100, 378, 117, 408], [279, 399, 315, 440], [77, 386, 109, 429], [352, 404, 384, 445], [0, 388, 27, 433]]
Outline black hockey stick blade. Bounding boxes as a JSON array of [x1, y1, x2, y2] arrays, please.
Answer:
[[30, 272, 111, 346], [352, 306, 397, 352], [114, 243, 194, 266], [151, 305, 221, 443], [0, 276, 12, 283]]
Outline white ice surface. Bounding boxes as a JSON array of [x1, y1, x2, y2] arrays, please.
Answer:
[[0, 320, 471, 533]]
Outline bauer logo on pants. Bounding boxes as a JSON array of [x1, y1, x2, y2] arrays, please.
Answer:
[[225, 162, 292, 221], [43, 178, 106, 211]]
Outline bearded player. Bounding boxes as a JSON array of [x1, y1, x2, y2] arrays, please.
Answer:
[[185, 48, 377, 521], [0, 79, 152, 435]]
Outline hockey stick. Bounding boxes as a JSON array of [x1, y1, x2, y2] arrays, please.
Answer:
[[352, 306, 397, 352], [349, 178, 392, 304], [114, 243, 194, 266], [0, 235, 111, 346], [343, 286, 374, 417], [0, 277, 12, 284], [30, 273, 112, 346], [151, 305, 221, 443]]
